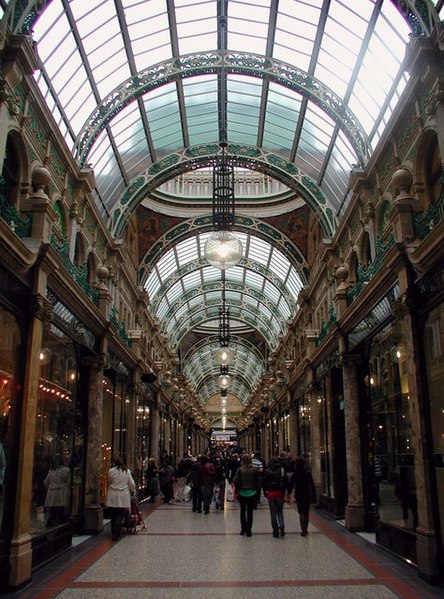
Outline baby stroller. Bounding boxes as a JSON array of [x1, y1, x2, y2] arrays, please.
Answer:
[[122, 495, 147, 534]]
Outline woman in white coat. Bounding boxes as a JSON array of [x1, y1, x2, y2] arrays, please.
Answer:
[[106, 457, 136, 540]]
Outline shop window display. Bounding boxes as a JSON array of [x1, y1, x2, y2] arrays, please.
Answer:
[[100, 372, 130, 503], [31, 325, 78, 532], [366, 327, 417, 531], [0, 308, 22, 538], [423, 302, 444, 545]]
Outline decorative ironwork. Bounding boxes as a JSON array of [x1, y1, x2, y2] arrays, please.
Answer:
[[111, 144, 335, 239], [346, 234, 396, 305], [0, 177, 33, 237], [138, 214, 309, 288], [49, 235, 99, 306], [72, 51, 371, 168], [109, 307, 132, 348], [413, 184, 444, 239], [315, 305, 337, 347]]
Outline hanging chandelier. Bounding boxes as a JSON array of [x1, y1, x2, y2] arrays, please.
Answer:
[[204, 143, 243, 270], [215, 270, 234, 388]]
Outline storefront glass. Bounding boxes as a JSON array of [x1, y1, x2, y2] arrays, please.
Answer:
[[31, 324, 78, 532], [136, 391, 151, 497], [101, 369, 130, 503], [423, 302, 444, 544], [0, 308, 22, 538], [367, 326, 417, 531]]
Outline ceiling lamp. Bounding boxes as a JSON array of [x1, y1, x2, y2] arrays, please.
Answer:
[[218, 372, 232, 389], [215, 346, 234, 366], [204, 143, 242, 270], [204, 230, 242, 270]]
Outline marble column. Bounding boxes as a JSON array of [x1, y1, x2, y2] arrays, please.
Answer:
[[150, 398, 160, 461], [82, 355, 105, 534], [341, 355, 366, 531], [178, 422, 185, 458], [309, 389, 323, 502], [9, 294, 53, 589], [262, 417, 270, 462]]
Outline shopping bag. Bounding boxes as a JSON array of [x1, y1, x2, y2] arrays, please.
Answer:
[[226, 482, 235, 502], [183, 483, 192, 502]]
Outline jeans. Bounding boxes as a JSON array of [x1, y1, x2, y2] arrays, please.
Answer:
[[201, 483, 214, 512], [239, 494, 256, 533], [108, 507, 125, 539], [268, 497, 285, 532], [192, 486, 202, 512]]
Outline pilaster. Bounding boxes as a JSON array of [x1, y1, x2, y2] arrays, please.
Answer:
[[150, 397, 160, 461], [341, 353, 366, 531], [82, 355, 106, 534], [9, 294, 53, 588]]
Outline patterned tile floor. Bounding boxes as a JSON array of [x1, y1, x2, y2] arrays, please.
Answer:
[[4, 500, 443, 599]]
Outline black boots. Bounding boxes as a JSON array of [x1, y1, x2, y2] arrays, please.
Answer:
[[300, 514, 309, 536]]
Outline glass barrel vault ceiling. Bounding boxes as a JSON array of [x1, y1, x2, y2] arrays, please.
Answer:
[[3, 0, 441, 408], [28, 0, 421, 220]]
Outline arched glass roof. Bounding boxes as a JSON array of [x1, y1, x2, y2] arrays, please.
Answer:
[[26, 0, 425, 220], [142, 229, 303, 402], [2, 0, 441, 410]]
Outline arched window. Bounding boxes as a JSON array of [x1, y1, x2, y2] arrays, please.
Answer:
[[1, 135, 20, 206], [53, 200, 66, 236], [349, 251, 359, 284], [73, 233, 86, 266], [425, 135, 442, 206], [379, 200, 392, 236], [362, 231, 372, 266]]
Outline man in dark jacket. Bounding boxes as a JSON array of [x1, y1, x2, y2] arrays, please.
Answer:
[[187, 456, 203, 513], [200, 455, 215, 514]]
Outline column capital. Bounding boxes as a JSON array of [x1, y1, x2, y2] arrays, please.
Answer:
[[337, 352, 362, 368], [81, 354, 108, 370], [30, 294, 54, 324]]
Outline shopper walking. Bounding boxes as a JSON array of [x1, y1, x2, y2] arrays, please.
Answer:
[[146, 457, 159, 503], [105, 457, 136, 541], [233, 453, 260, 537], [288, 457, 316, 537], [262, 456, 288, 538]]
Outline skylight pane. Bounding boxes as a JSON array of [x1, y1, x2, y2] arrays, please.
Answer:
[[227, 76, 261, 145], [203, 266, 222, 283], [245, 271, 264, 290], [286, 268, 303, 300], [183, 271, 201, 288], [146, 271, 161, 299], [167, 281, 183, 304], [184, 76, 218, 146], [144, 84, 182, 154], [274, 0, 320, 70], [247, 237, 270, 267], [176, 2, 216, 54], [263, 280, 280, 305], [269, 250, 290, 280], [176, 237, 199, 265], [156, 251, 178, 281]]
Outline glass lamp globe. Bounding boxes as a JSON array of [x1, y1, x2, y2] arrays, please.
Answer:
[[215, 346, 234, 366], [204, 230, 243, 270], [218, 373, 232, 389]]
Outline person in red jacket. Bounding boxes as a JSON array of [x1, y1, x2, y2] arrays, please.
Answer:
[[199, 455, 215, 514], [262, 456, 288, 537]]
